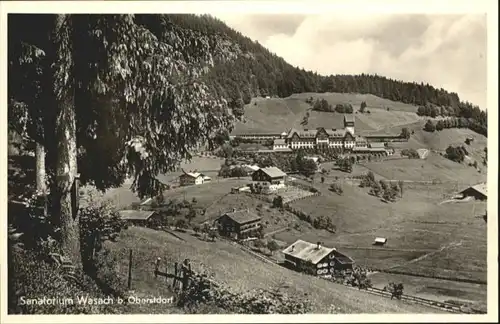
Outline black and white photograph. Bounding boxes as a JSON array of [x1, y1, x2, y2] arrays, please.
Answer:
[[1, 0, 497, 322]]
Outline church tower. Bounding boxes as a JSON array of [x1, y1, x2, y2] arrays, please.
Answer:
[[343, 115, 355, 135]]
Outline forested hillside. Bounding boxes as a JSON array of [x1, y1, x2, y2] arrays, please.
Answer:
[[140, 14, 486, 136]]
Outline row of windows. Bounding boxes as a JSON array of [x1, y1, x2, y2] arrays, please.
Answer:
[[289, 142, 355, 146], [240, 223, 261, 231]]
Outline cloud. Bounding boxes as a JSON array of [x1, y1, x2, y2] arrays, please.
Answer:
[[215, 14, 487, 109]]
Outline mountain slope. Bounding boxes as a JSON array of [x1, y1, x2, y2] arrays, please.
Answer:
[[134, 14, 486, 137], [233, 92, 424, 134]]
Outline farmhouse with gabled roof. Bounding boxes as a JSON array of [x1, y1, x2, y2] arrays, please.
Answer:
[[458, 182, 487, 201], [118, 210, 160, 227], [282, 239, 355, 277], [179, 170, 212, 186], [215, 208, 262, 240]]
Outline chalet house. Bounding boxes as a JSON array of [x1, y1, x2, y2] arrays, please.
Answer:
[[215, 209, 262, 240], [118, 210, 160, 227], [241, 164, 260, 174], [282, 240, 355, 277], [179, 171, 211, 186], [459, 183, 487, 201], [252, 167, 287, 185]]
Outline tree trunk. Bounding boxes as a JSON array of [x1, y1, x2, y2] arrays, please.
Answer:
[[53, 96, 80, 267], [51, 14, 81, 268], [35, 142, 46, 193]]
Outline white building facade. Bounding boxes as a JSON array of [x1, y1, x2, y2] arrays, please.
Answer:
[[179, 172, 211, 186]]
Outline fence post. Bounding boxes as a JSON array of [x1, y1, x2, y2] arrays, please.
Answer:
[[172, 262, 178, 290], [181, 259, 191, 291], [165, 260, 169, 283], [154, 257, 161, 278], [127, 249, 133, 290]]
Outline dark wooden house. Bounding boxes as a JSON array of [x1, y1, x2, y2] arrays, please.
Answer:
[[251, 166, 287, 185], [118, 210, 159, 227], [215, 209, 262, 240], [282, 240, 355, 277]]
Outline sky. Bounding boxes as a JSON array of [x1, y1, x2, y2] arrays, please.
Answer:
[[215, 14, 487, 109]]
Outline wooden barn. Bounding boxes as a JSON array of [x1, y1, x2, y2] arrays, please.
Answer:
[[215, 209, 262, 240], [282, 240, 355, 277], [118, 210, 159, 227], [459, 183, 487, 201], [251, 166, 287, 185]]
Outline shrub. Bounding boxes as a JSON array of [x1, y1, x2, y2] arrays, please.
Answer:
[[401, 149, 420, 159], [445, 145, 467, 163], [272, 196, 284, 208], [254, 239, 266, 248], [424, 120, 436, 132], [267, 240, 280, 252], [329, 182, 343, 195], [79, 186, 127, 269], [175, 219, 188, 229]]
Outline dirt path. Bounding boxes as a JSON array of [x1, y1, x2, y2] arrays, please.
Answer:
[[385, 240, 464, 271], [264, 227, 290, 237]]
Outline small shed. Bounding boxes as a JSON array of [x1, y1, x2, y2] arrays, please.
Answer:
[[373, 237, 387, 246]]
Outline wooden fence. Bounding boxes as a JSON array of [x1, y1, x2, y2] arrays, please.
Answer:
[[153, 258, 195, 292], [282, 192, 320, 205]]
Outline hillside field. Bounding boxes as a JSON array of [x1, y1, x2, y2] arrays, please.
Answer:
[[278, 182, 487, 280], [360, 152, 486, 184], [233, 92, 423, 135], [104, 226, 443, 314], [104, 156, 225, 209]]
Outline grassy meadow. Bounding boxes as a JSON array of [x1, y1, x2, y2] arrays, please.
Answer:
[[232, 92, 423, 135], [104, 226, 444, 314]]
